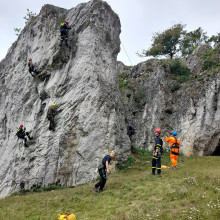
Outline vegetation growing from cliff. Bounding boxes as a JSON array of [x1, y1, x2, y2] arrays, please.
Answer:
[[202, 48, 220, 74], [169, 59, 191, 83], [0, 153, 219, 220], [14, 9, 36, 36], [118, 71, 131, 93]]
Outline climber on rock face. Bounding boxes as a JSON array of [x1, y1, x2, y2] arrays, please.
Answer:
[[46, 103, 57, 131], [16, 124, 33, 147], [127, 122, 135, 137], [59, 21, 71, 46], [28, 58, 39, 77]]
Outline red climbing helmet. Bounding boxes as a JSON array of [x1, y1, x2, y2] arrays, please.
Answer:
[[154, 128, 161, 134], [20, 124, 23, 128], [64, 20, 69, 24]]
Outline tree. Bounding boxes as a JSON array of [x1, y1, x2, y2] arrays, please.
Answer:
[[14, 9, 36, 36], [23, 9, 36, 24], [208, 33, 220, 45], [181, 27, 208, 57], [14, 28, 22, 36], [145, 24, 186, 59]]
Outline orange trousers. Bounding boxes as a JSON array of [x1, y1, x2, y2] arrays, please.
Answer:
[[170, 154, 178, 167]]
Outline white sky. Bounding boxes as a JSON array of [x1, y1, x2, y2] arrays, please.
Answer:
[[0, 0, 220, 66]]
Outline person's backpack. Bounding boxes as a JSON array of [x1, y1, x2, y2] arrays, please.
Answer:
[[171, 138, 179, 155]]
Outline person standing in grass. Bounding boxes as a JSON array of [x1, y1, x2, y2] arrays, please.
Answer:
[[93, 150, 116, 193], [165, 131, 181, 169], [152, 129, 163, 175]]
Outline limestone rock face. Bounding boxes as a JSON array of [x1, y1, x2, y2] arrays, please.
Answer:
[[0, 0, 130, 197], [118, 52, 220, 156]]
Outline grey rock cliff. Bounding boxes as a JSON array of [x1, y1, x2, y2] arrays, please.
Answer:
[[0, 0, 130, 197], [118, 45, 220, 156]]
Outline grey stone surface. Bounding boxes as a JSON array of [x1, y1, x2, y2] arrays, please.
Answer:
[[0, 0, 130, 198], [119, 53, 220, 156]]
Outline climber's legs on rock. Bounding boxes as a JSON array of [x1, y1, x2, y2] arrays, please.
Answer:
[[59, 32, 66, 46], [49, 118, 55, 131], [24, 138, 29, 147], [26, 132, 33, 140]]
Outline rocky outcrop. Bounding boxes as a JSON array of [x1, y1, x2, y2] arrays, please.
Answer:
[[118, 45, 220, 156], [0, 0, 130, 197], [1, 0, 219, 199]]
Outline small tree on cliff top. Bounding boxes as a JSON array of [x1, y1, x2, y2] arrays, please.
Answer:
[[181, 27, 208, 57], [145, 23, 186, 59]]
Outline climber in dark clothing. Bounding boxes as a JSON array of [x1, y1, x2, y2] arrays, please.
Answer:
[[16, 124, 33, 147], [28, 58, 39, 77], [127, 122, 135, 137], [59, 21, 71, 46], [93, 150, 116, 193], [47, 103, 56, 131]]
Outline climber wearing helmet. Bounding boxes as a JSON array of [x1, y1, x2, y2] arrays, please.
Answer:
[[28, 58, 39, 77], [16, 124, 33, 147], [152, 129, 163, 175], [46, 103, 57, 131], [59, 20, 71, 46], [165, 131, 181, 169], [93, 150, 116, 193]]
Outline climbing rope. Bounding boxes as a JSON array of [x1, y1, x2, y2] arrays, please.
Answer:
[[121, 42, 133, 66]]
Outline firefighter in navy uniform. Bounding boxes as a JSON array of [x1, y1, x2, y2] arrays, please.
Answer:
[[59, 21, 71, 46], [16, 124, 33, 147], [152, 128, 163, 175]]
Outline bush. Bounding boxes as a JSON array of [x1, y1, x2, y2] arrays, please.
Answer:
[[170, 59, 190, 82], [118, 71, 131, 92], [131, 147, 152, 161], [11, 184, 66, 196], [116, 156, 136, 170], [202, 48, 220, 73]]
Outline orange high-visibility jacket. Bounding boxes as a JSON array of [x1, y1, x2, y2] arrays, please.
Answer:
[[165, 136, 181, 147], [165, 136, 181, 155]]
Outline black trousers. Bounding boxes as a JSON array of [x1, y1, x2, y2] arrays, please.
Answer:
[[48, 117, 55, 130], [60, 31, 68, 45], [95, 169, 107, 190], [152, 156, 161, 174]]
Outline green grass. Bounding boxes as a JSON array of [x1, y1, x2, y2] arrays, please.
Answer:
[[0, 153, 219, 220]]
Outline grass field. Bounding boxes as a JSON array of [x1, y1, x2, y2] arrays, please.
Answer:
[[0, 150, 219, 220]]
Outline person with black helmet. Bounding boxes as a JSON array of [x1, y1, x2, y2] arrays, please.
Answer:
[[59, 20, 71, 46], [93, 150, 116, 193], [152, 129, 163, 175], [16, 124, 33, 147]]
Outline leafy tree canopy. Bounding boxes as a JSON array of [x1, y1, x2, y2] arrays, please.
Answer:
[[143, 24, 219, 59], [181, 27, 208, 57], [145, 23, 186, 59]]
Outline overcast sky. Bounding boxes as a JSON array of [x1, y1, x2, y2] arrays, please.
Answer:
[[0, 0, 220, 66]]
